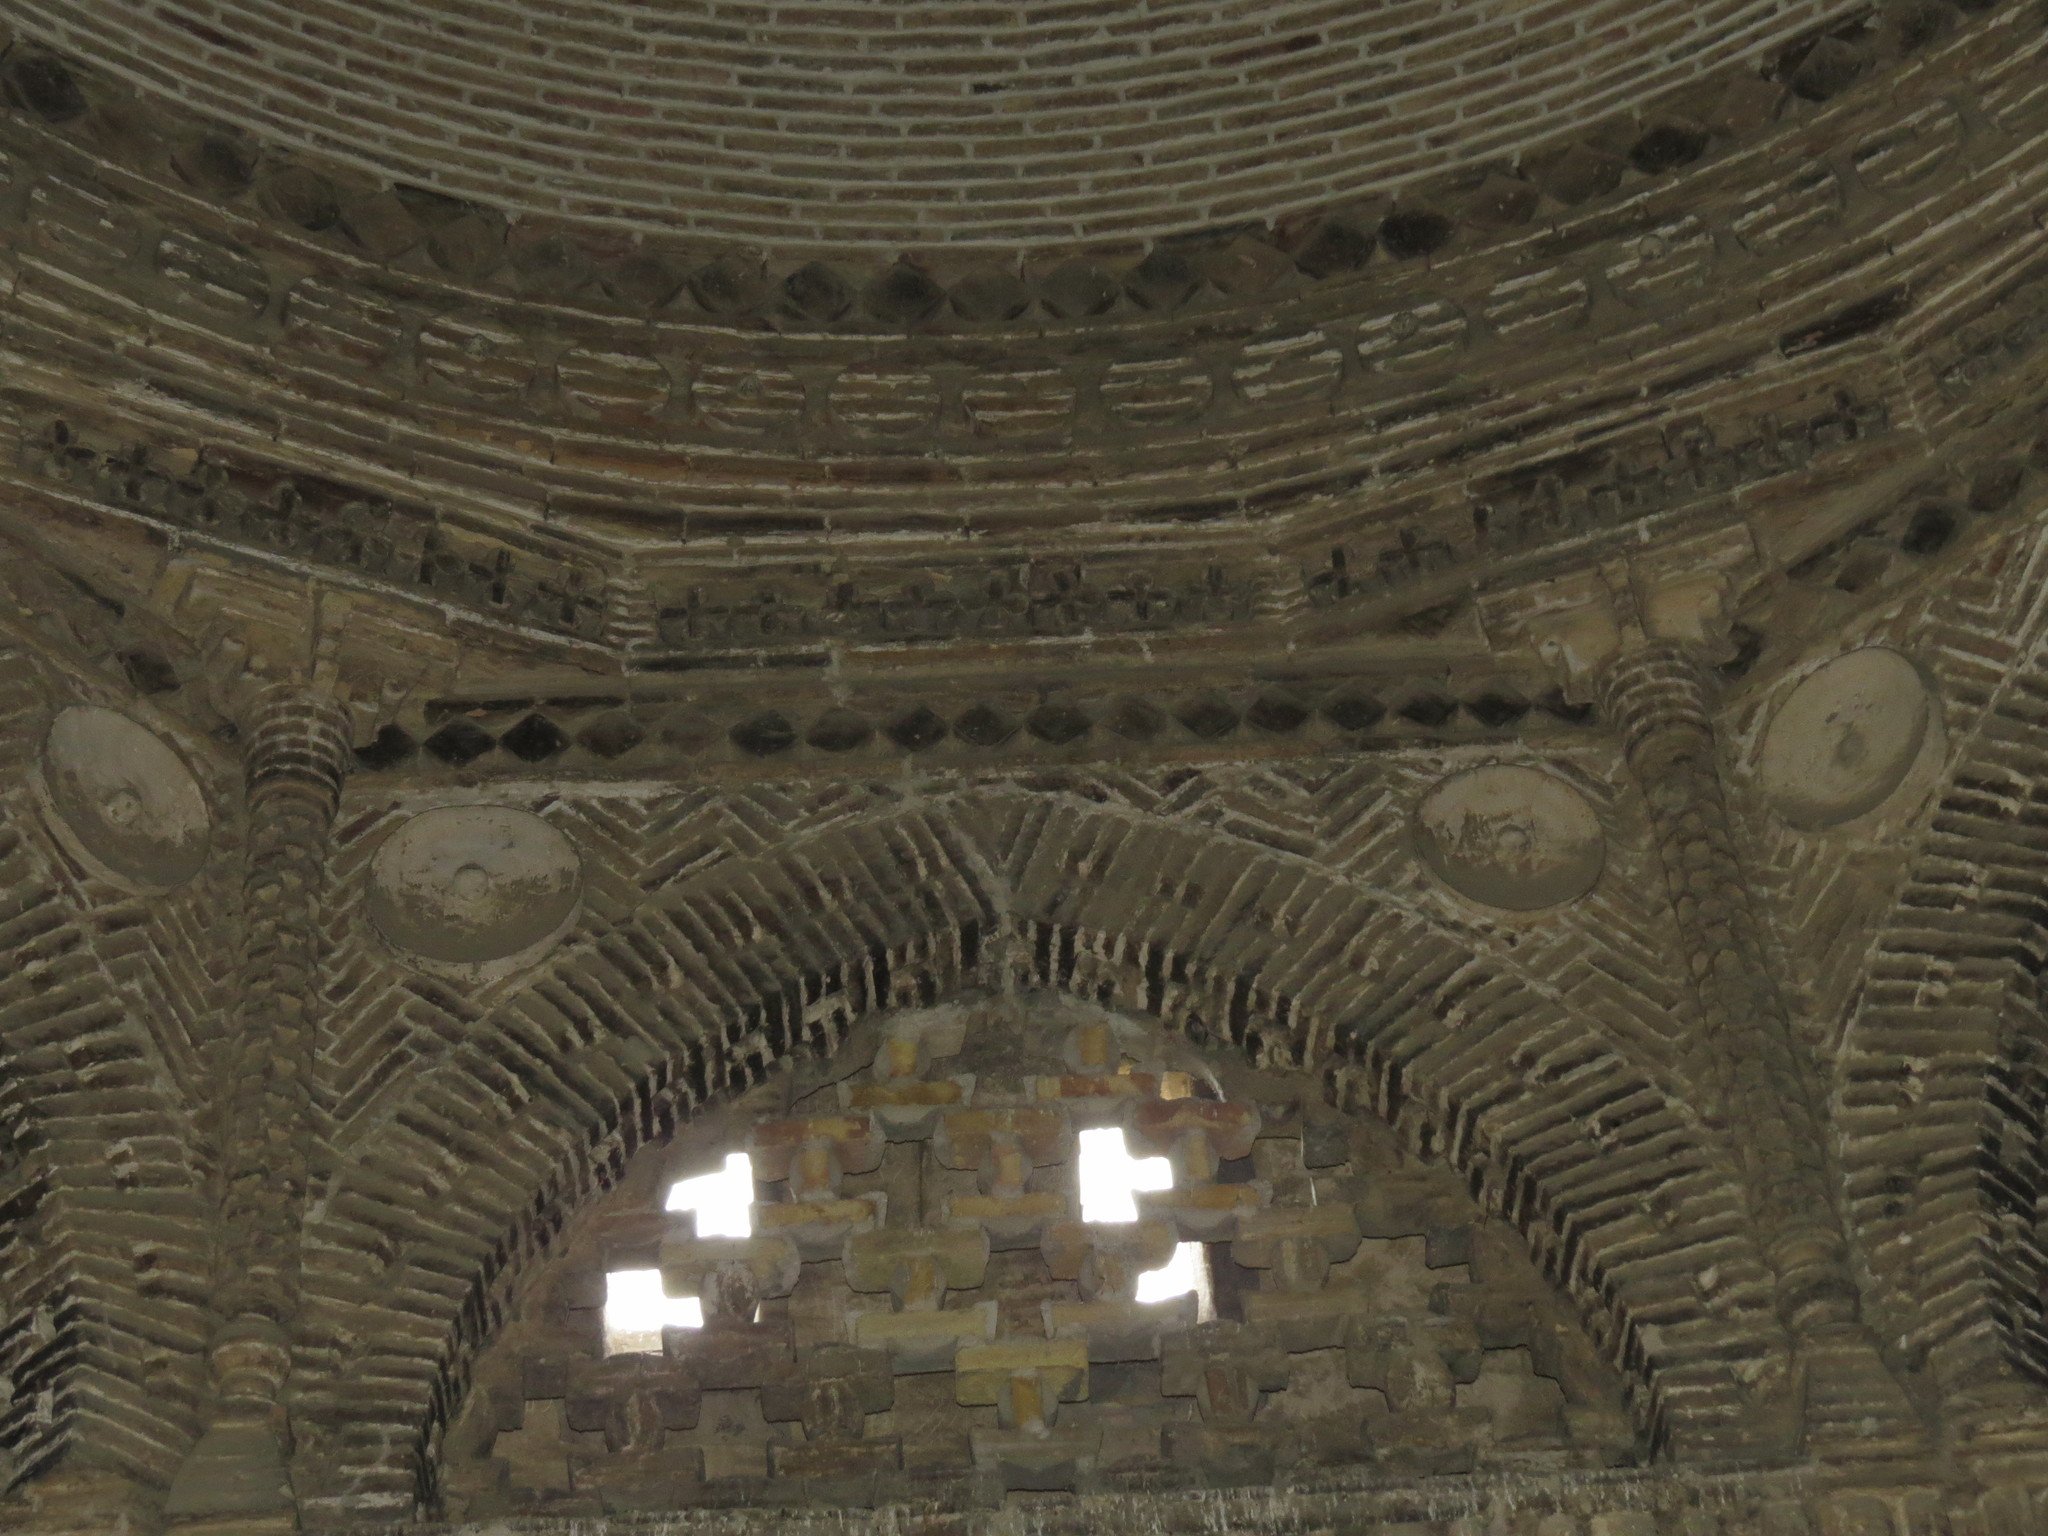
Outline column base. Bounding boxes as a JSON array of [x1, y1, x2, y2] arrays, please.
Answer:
[[1800, 1327, 1925, 1457], [163, 1419, 296, 1535]]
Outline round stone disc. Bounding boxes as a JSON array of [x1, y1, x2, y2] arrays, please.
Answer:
[[1759, 647, 1931, 830], [41, 705, 212, 890], [1417, 765, 1605, 911], [368, 806, 582, 966]]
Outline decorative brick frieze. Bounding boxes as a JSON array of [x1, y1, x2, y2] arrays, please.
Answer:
[[16, 420, 614, 647], [0, 4, 2032, 550], [1307, 389, 1896, 615], [0, 3, 2006, 307], [6, 1, 2048, 1529]]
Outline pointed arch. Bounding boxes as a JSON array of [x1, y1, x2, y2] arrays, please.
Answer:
[[985, 789, 1783, 1454]]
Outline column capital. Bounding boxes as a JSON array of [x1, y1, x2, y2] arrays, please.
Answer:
[[240, 686, 353, 807], [1478, 524, 1757, 702]]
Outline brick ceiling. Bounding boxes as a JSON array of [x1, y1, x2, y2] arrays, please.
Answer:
[[14, 0, 1869, 248], [6, 6, 2048, 1532]]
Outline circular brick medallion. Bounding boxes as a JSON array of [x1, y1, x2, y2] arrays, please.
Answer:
[[369, 805, 582, 967], [39, 705, 211, 891], [1759, 646, 1932, 829], [1416, 765, 1604, 910]]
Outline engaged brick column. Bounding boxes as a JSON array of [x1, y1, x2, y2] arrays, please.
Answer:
[[1603, 644, 1912, 1449], [167, 688, 352, 1533]]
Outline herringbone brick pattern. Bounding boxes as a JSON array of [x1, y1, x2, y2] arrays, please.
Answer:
[[0, 654, 211, 1489], [1831, 519, 2048, 1403]]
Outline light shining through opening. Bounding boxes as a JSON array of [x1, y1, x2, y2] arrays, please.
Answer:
[[1077, 1126, 1202, 1305], [604, 1153, 757, 1354], [1076, 1126, 1171, 1223], [664, 1151, 755, 1237], [1134, 1240, 1204, 1303], [602, 1268, 703, 1355]]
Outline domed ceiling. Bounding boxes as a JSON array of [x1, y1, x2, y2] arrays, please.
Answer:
[[7, 9, 2048, 1532], [0, 0, 2034, 785], [9, 0, 1870, 250]]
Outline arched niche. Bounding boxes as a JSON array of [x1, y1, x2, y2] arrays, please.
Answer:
[[435, 990, 1640, 1517], [293, 796, 1786, 1517]]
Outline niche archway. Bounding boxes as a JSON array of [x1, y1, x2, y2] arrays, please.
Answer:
[[290, 792, 1789, 1515]]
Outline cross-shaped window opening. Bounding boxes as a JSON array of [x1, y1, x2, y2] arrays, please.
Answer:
[[665, 1151, 755, 1236], [603, 1152, 756, 1353], [605, 1123, 1208, 1354], [1075, 1126, 1206, 1305], [601, 1269, 702, 1355]]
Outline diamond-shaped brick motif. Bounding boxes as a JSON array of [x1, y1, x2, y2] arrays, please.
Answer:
[[355, 724, 417, 770], [1174, 696, 1238, 739], [1027, 702, 1092, 745], [884, 706, 948, 752], [501, 713, 570, 763], [730, 712, 797, 757], [953, 704, 1015, 749], [424, 716, 496, 765], [578, 712, 645, 760]]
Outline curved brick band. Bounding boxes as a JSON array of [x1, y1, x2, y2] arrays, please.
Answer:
[[8, 0, 1866, 249]]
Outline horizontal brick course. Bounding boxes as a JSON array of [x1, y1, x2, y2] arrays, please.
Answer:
[[10, 0, 1863, 248]]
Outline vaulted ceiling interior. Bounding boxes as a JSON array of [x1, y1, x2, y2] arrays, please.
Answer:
[[0, 5, 2046, 1535]]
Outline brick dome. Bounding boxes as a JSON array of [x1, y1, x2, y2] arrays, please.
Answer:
[[14, 0, 1865, 248], [8, 4, 2048, 1534]]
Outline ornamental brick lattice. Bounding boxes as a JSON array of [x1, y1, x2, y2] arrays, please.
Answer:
[[7, 3, 2048, 1532]]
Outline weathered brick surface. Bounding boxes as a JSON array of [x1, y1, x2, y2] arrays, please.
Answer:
[[437, 993, 1641, 1514], [0, 651, 213, 1496], [273, 768, 1802, 1509], [1830, 521, 2048, 1416], [9, 1, 1867, 247], [3, 1, 2048, 1530]]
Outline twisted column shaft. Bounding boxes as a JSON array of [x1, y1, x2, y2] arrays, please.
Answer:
[[1602, 644, 1920, 1454], [215, 691, 351, 1324], [1603, 644, 1859, 1338], [168, 688, 350, 1532]]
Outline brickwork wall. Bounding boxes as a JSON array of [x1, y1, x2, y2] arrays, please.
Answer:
[[0, 0, 2032, 696], [12, 1, 1866, 248], [437, 993, 1640, 1514], [1832, 522, 2048, 1409], [3, 476, 2048, 1527], [0, 648, 215, 1494], [282, 763, 1798, 1513], [3, 0, 2048, 1529]]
